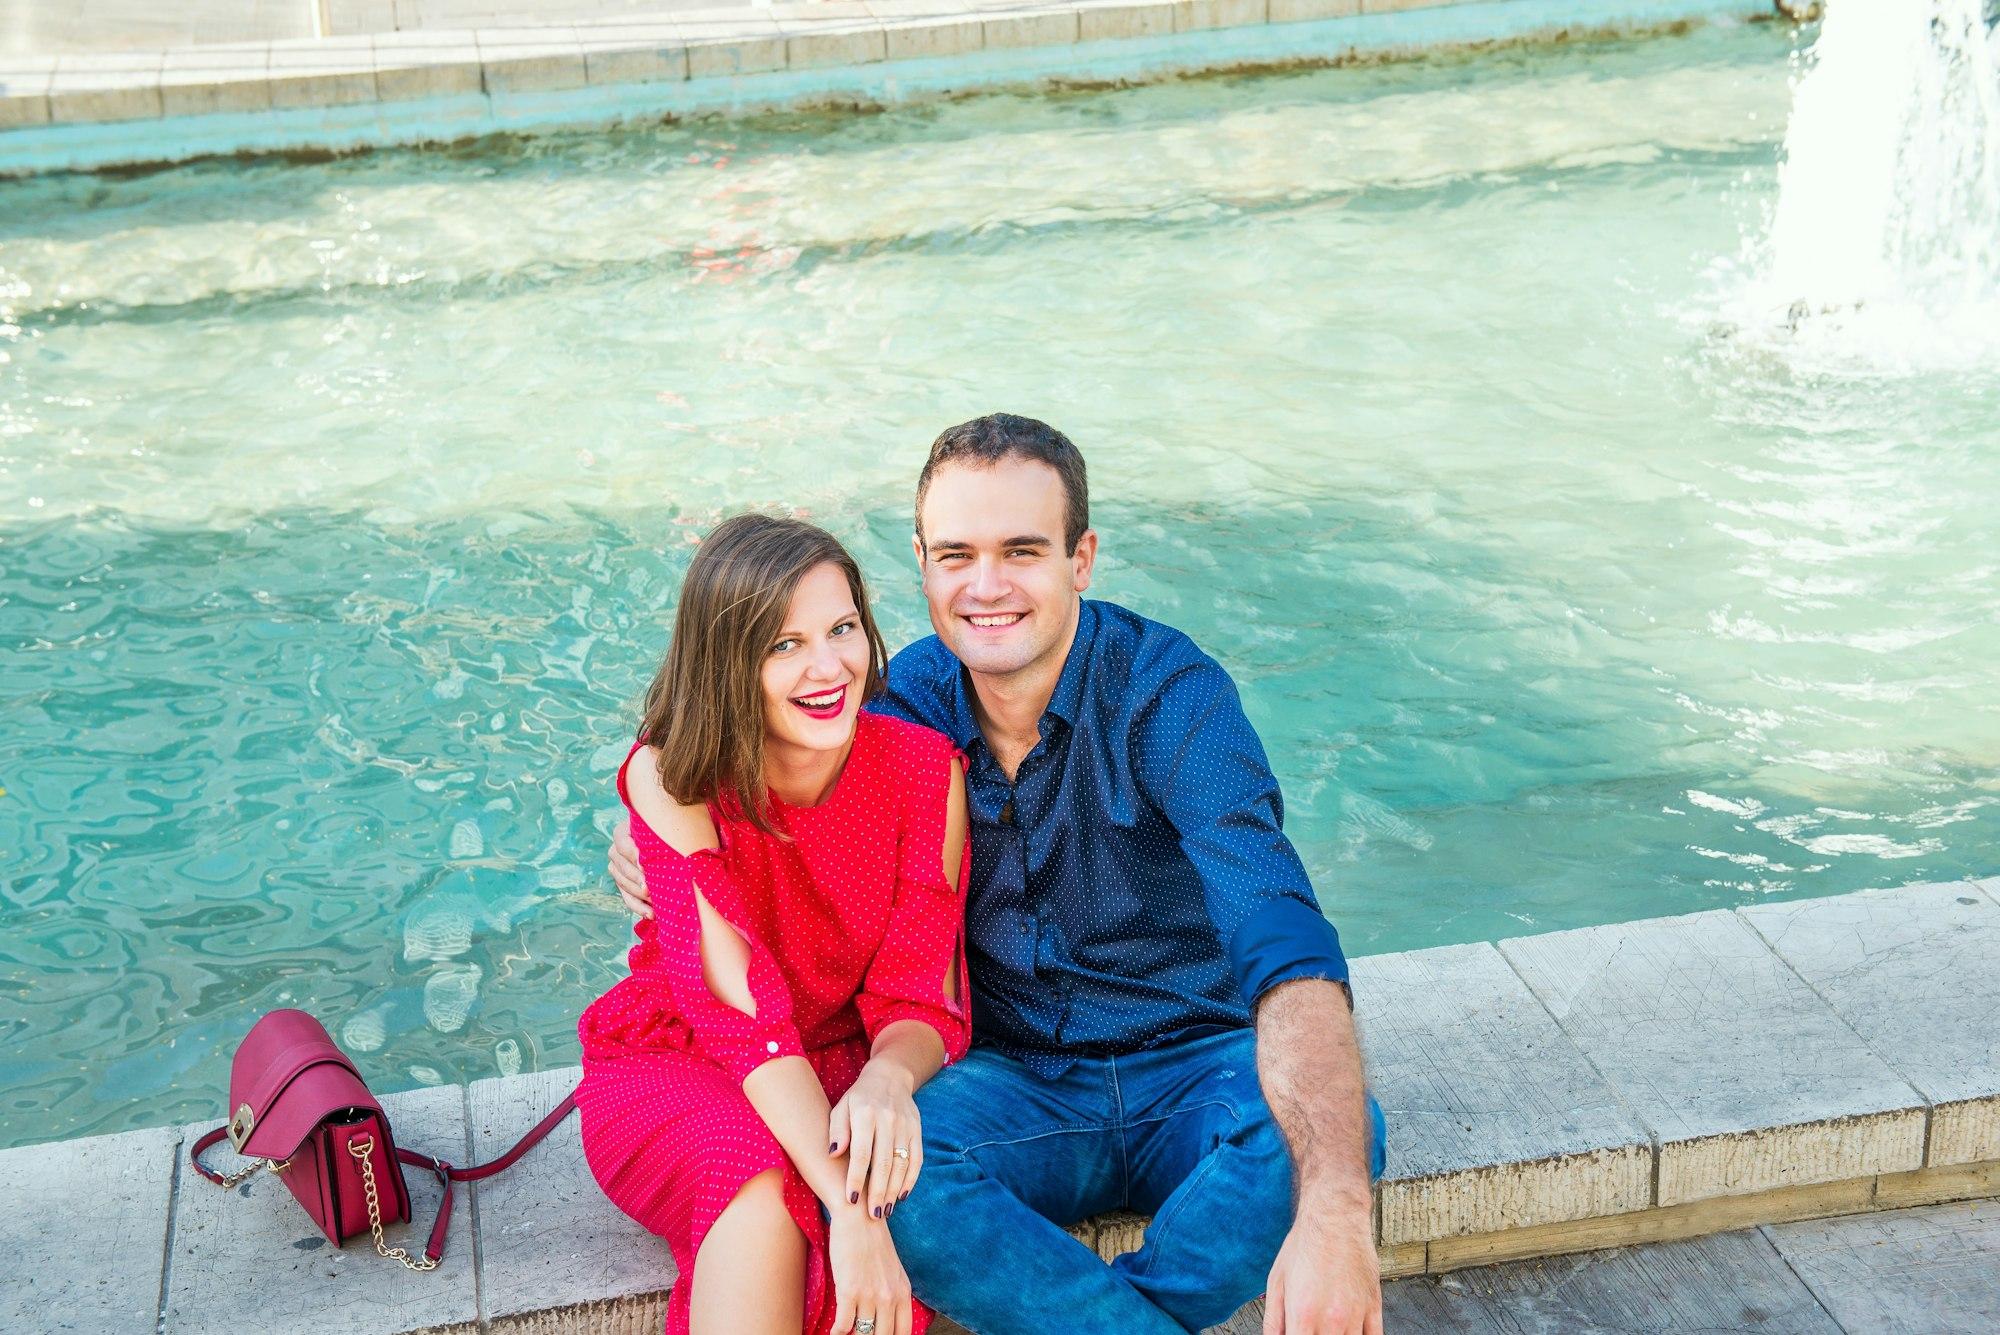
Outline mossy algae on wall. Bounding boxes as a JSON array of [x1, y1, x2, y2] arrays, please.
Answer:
[[0, 0, 1774, 176]]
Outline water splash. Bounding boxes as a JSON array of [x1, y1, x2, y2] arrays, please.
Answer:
[[1720, 0, 2000, 371]]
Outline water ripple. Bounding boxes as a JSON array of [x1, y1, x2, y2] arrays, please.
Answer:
[[3, 23, 1996, 1150]]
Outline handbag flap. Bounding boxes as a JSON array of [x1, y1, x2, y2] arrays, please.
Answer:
[[227, 1009, 384, 1161]]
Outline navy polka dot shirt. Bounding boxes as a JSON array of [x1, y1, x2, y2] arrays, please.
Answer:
[[871, 599, 1349, 1078]]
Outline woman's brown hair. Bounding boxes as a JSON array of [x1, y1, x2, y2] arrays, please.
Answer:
[[639, 513, 889, 835]]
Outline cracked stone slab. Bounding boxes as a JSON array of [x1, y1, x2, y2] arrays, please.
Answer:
[[1741, 879, 2000, 1167], [1353, 943, 1653, 1243], [1765, 1199, 2000, 1333], [1500, 909, 1925, 1205], [0, 1126, 179, 1332], [465, 1065, 672, 1334], [1384, 1224, 1843, 1333], [163, 1084, 475, 1335]]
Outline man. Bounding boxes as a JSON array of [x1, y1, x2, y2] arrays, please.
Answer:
[[611, 414, 1385, 1334]]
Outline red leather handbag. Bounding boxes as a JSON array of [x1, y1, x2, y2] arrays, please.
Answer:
[[191, 1009, 574, 1270]]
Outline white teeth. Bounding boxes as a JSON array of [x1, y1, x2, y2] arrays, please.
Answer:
[[969, 614, 1022, 627], [794, 689, 842, 708]]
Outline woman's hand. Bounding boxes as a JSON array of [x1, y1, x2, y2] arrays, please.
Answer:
[[827, 1211, 914, 1335], [829, 1059, 923, 1219]]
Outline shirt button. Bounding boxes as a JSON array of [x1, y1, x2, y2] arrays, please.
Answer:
[[765, 1040, 780, 1054]]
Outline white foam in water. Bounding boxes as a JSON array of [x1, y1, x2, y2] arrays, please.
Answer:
[[1719, 0, 2000, 372]]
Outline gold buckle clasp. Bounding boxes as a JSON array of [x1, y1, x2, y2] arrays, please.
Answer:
[[227, 1103, 256, 1152]]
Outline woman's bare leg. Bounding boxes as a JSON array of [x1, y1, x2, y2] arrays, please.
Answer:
[[688, 1168, 808, 1335]]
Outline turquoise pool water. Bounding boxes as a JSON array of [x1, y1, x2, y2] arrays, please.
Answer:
[[4, 22, 1997, 1150]]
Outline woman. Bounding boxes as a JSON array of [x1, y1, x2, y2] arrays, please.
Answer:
[[577, 513, 969, 1335]]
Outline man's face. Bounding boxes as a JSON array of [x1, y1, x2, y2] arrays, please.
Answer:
[[914, 456, 1097, 680]]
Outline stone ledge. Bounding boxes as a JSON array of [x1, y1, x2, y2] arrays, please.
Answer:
[[1356, 941, 1653, 1243], [4, 879, 1994, 1332], [1419, 1156, 2000, 1275], [0, 1125, 180, 1332], [1499, 907, 1931, 1205], [0, 0, 1771, 175], [1741, 878, 2000, 1168], [465, 1067, 666, 1334]]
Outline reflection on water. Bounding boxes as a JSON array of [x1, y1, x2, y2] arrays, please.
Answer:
[[2, 24, 1997, 1149]]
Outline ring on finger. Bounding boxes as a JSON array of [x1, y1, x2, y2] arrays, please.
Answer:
[[856, 1318, 877, 1335], [893, 1146, 909, 1161]]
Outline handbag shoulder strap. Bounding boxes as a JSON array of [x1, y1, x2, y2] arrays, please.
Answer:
[[451, 1087, 578, 1184], [401, 1086, 580, 1264], [188, 1123, 242, 1186]]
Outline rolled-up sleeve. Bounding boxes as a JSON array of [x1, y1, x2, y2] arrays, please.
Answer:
[[856, 737, 971, 1064], [621, 820, 808, 1084], [1138, 664, 1349, 1008]]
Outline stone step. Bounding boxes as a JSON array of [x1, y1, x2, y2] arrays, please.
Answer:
[[1384, 1197, 2000, 1333], [4, 878, 1995, 1332], [1762, 1197, 2000, 1333], [1740, 877, 2000, 1169], [1498, 906, 1929, 1206], [464, 1067, 667, 1335], [0, 1126, 179, 1332], [1356, 940, 1652, 1250]]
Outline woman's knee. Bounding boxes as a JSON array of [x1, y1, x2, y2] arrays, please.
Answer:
[[706, 1168, 800, 1247], [690, 1170, 807, 1333]]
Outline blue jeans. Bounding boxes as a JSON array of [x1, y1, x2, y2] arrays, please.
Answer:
[[887, 1028, 1387, 1335]]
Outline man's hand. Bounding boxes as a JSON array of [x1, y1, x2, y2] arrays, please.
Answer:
[[1254, 978, 1380, 1335], [608, 819, 651, 918], [1263, 1194, 1381, 1335]]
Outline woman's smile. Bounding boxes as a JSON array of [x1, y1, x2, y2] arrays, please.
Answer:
[[790, 682, 848, 720]]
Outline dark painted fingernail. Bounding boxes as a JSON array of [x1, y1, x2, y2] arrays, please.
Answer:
[[873, 1205, 882, 1218], [887, 1203, 895, 1218], [849, 1191, 859, 1204], [830, 1143, 839, 1154]]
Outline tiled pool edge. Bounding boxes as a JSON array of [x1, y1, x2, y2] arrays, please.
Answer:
[[4, 876, 1995, 1332], [0, 0, 1774, 177]]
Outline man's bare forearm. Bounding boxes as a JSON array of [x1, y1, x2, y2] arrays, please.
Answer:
[[1255, 977, 1373, 1218]]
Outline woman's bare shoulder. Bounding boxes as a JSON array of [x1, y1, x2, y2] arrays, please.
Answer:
[[621, 744, 721, 856]]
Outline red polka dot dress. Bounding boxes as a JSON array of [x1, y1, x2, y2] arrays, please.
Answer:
[[576, 712, 971, 1335]]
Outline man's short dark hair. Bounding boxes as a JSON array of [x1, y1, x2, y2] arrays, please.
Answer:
[[915, 414, 1090, 555]]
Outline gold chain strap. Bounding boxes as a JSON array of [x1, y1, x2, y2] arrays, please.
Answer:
[[209, 1153, 290, 1189], [348, 1136, 438, 1272], [210, 1157, 266, 1189]]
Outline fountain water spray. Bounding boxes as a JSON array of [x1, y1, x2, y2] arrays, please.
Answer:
[[1733, 0, 2000, 368]]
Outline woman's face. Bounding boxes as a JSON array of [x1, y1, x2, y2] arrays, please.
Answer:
[[760, 560, 871, 759]]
